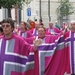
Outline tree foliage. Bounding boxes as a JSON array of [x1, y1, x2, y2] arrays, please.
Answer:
[[0, 0, 33, 17], [0, 0, 33, 8], [56, 0, 75, 18]]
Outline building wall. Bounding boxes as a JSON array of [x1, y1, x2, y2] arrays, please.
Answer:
[[21, 0, 39, 22], [0, 9, 3, 21], [39, 0, 75, 27], [0, 0, 75, 27]]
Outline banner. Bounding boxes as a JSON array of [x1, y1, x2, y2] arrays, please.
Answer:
[[38, 35, 66, 75]]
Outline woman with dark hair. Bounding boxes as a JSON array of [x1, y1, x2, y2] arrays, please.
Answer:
[[0, 18, 36, 75]]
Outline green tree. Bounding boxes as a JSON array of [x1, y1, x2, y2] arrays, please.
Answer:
[[56, 0, 74, 19], [0, 0, 33, 17]]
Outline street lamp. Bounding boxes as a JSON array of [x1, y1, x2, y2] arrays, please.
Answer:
[[39, 0, 42, 20], [48, 0, 51, 21]]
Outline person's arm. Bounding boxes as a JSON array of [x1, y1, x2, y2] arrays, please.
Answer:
[[14, 27, 19, 35], [62, 25, 68, 35], [33, 38, 42, 51]]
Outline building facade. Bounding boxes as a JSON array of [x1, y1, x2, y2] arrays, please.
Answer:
[[0, 0, 75, 27]]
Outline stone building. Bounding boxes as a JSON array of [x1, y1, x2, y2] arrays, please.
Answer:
[[0, 0, 75, 27]]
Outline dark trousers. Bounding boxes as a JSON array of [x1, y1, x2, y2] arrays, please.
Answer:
[[71, 74, 75, 75]]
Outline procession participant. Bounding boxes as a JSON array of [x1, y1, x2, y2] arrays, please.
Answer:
[[64, 20, 75, 75], [46, 21, 61, 35], [18, 21, 33, 38], [26, 26, 66, 75], [0, 18, 35, 75], [29, 22, 40, 36]]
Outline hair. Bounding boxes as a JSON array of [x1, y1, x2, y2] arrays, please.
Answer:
[[0, 26, 3, 32], [49, 21, 53, 24], [20, 21, 28, 30], [38, 26, 46, 31], [0, 21, 1, 24], [70, 20, 75, 24], [1, 18, 14, 29]]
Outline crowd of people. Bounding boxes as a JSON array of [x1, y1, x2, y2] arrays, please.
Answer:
[[0, 18, 75, 75]]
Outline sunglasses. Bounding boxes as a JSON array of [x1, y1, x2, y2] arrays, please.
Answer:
[[2, 24, 10, 28]]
